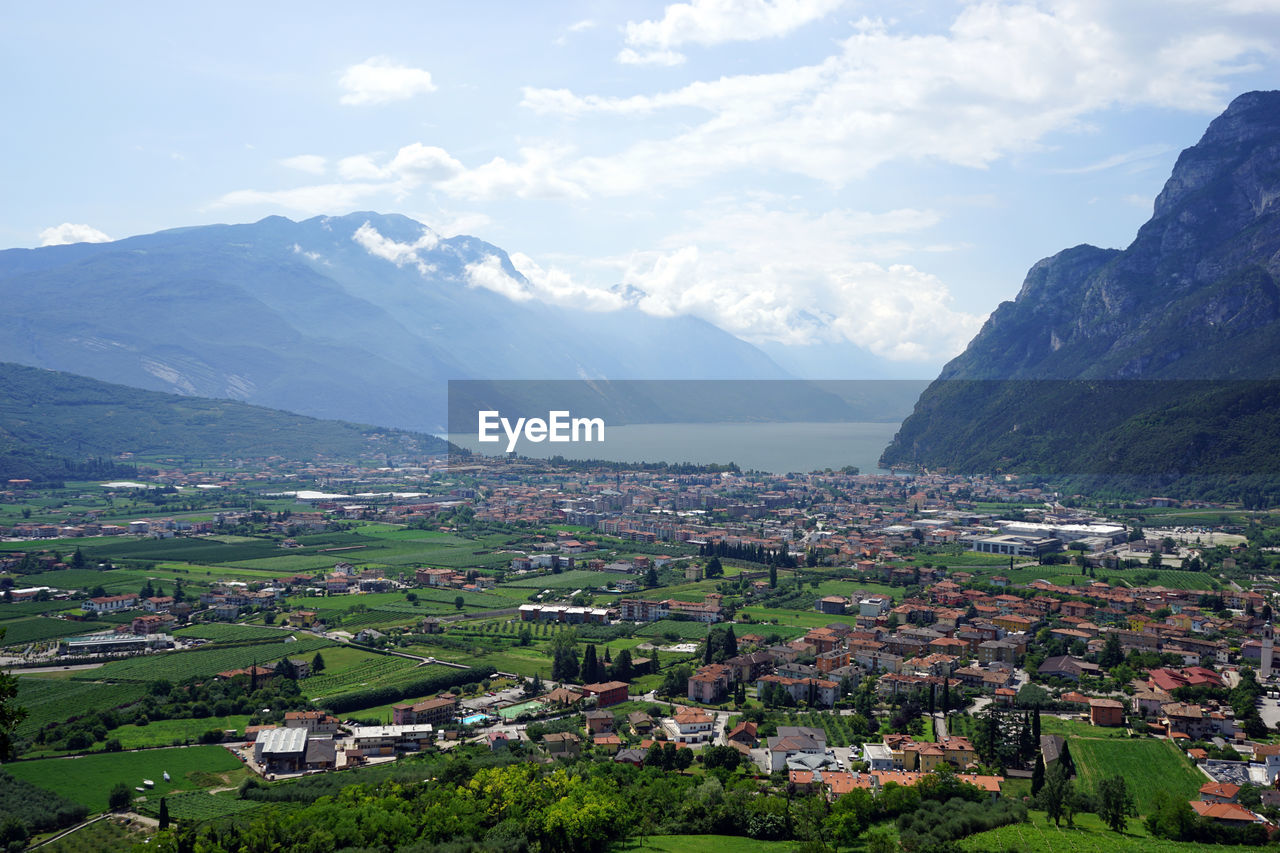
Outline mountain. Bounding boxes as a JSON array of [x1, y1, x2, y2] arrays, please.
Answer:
[[0, 361, 445, 482], [880, 91, 1280, 496], [0, 213, 791, 433]]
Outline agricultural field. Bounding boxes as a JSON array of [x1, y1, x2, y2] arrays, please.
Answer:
[[1038, 715, 1131, 740], [135, 790, 266, 822], [734, 606, 857, 632], [36, 818, 150, 853], [0, 599, 81, 619], [74, 636, 332, 683], [960, 810, 1263, 853], [300, 653, 425, 702], [634, 620, 712, 640], [105, 715, 253, 750], [174, 623, 294, 642], [0, 616, 98, 646], [3, 744, 246, 813], [503, 570, 616, 589], [14, 678, 150, 737], [1069, 737, 1203, 814]]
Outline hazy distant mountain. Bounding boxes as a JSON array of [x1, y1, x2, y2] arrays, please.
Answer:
[[0, 213, 789, 432], [0, 361, 444, 482], [881, 91, 1280, 495]]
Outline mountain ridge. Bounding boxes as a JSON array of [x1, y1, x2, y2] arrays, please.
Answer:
[[881, 90, 1280, 496]]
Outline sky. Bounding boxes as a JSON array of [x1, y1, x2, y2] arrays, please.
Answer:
[[5, 0, 1280, 377]]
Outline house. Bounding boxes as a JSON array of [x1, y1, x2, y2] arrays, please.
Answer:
[[487, 731, 512, 750], [582, 681, 629, 708], [615, 747, 648, 766], [1200, 781, 1241, 803], [816, 595, 847, 615], [766, 728, 827, 772], [593, 733, 622, 753], [542, 731, 581, 757], [1037, 655, 1100, 682], [1188, 801, 1268, 827], [628, 711, 655, 735], [727, 720, 758, 747], [670, 707, 714, 744], [284, 710, 340, 734], [688, 664, 732, 704], [584, 710, 615, 735], [392, 696, 457, 726], [84, 594, 136, 613], [1089, 698, 1125, 727]]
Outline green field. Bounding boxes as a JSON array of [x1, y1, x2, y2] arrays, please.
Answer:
[[135, 790, 266, 822], [0, 616, 99, 646], [74, 637, 332, 683], [1039, 715, 1130, 740], [1069, 738, 1202, 814], [4, 744, 246, 812], [106, 715, 253, 749], [14, 678, 150, 737], [36, 818, 149, 853], [960, 809, 1262, 853]]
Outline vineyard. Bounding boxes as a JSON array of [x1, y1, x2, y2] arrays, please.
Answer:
[[14, 678, 149, 737], [74, 636, 332, 682], [302, 655, 426, 701], [174, 623, 296, 642], [0, 616, 98, 647], [634, 620, 712, 640], [136, 791, 265, 822]]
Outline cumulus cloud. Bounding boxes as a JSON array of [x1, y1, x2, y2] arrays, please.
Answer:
[[464, 255, 535, 302], [339, 57, 437, 105], [352, 221, 440, 275], [623, 0, 844, 53], [524, 2, 1270, 192], [280, 154, 327, 174], [606, 201, 982, 361], [38, 223, 111, 246]]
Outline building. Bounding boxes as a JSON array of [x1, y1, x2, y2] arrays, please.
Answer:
[[84, 594, 137, 613], [392, 696, 458, 726], [1089, 698, 1125, 727], [284, 710, 340, 734], [254, 727, 308, 773], [584, 710, 615, 735], [816, 595, 847, 615], [583, 681, 629, 708], [669, 707, 714, 744], [347, 724, 436, 755], [543, 731, 581, 757]]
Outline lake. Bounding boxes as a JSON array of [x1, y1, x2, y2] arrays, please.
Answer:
[[450, 420, 905, 474]]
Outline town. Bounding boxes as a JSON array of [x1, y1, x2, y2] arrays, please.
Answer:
[[2, 453, 1279, 852]]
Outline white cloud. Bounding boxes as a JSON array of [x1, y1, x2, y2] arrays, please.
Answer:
[[508, 252, 626, 312], [38, 223, 111, 246], [352, 221, 439, 275], [623, 0, 844, 51], [568, 19, 596, 32], [519, 3, 1271, 193], [280, 154, 327, 175], [464, 255, 535, 301], [436, 146, 589, 200], [617, 47, 688, 66], [339, 57, 437, 106]]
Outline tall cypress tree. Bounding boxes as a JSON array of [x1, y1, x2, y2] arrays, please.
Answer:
[[582, 645, 599, 683]]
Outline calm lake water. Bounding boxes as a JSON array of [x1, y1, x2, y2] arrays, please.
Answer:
[[450, 420, 904, 475]]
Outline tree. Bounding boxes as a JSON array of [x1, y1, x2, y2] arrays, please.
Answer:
[[274, 658, 297, 680], [1038, 763, 1072, 826], [1097, 775, 1137, 832], [645, 566, 659, 588], [108, 782, 132, 812], [311, 652, 326, 674], [612, 649, 633, 682], [705, 556, 723, 579], [158, 797, 170, 829], [1145, 789, 1198, 841], [582, 645, 600, 684], [454, 595, 465, 610], [0, 628, 26, 760], [1100, 633, 1123, 669], [675, 747, 694, 770], [1031, 753, 1045, 796], [724, 625, 737, 658], [769, 564, 778, 588]]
